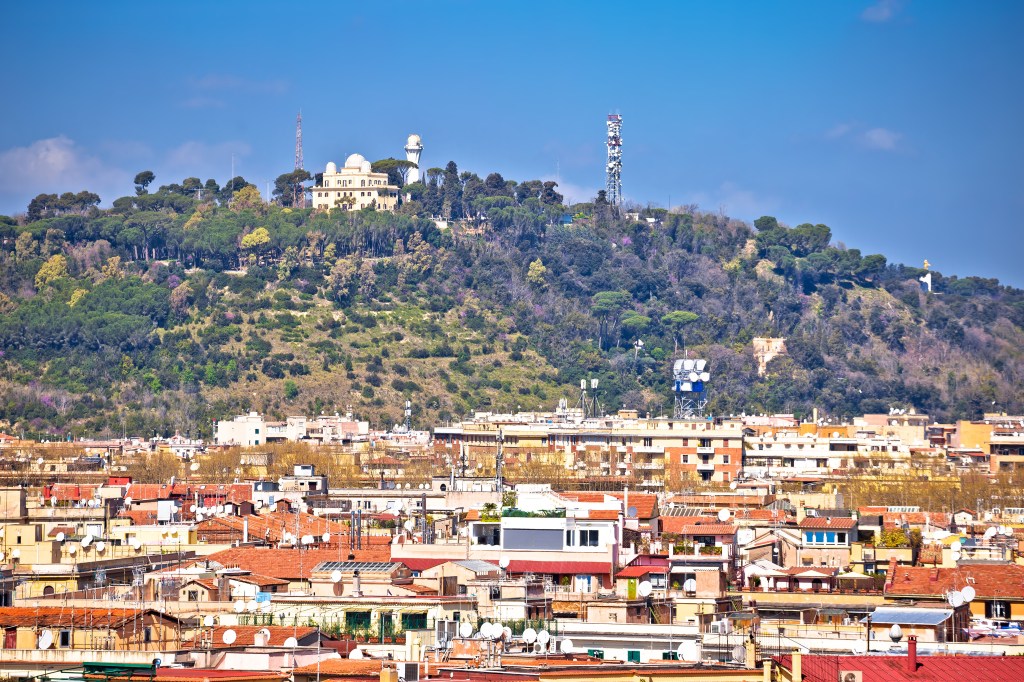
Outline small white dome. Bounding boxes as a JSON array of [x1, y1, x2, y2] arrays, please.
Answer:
[[407, 134, 422, 146], [360, 160, 371, 173], [325, 161, 337, 174], [344, 153, 366, 168]]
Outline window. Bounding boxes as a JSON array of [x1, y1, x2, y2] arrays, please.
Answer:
[[144, 627, 152, 643], [722, 455, 729, 464], [579, 529, 599, 547], [627, 650, 641, 663], [837, 533, 847, 544], [187, 590, 199, 602], [401, 613, 427, 630], [59, 630, 71, 648], [565, 530, 574, 546]]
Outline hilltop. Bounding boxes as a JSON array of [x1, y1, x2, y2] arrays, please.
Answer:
[[0, 168, 1022, 439]]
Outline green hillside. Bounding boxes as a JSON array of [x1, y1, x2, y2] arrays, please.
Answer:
[[1, 167, 1022, 439]]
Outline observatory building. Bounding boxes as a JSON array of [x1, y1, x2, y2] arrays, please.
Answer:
[[312, 153, 399, 212], [404, 134, 423, 184]]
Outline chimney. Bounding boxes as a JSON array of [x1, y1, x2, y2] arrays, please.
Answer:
[[744, 640, 756, 669], [906, 636, 918, 673], [886, 556, 898, 588], [243, 516, 249, 544], [791, 649, 802, 682], [353, 569, 362, 597]]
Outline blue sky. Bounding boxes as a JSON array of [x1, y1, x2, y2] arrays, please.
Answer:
[[2, 1, 1022, 286]]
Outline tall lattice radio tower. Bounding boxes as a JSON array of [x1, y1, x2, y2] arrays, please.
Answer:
[[294, 111, 306, 208], [606, 113, 622, 206]]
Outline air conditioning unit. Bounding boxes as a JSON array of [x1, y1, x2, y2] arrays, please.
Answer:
[[839, 672, 862, 682], [400, 663, 419, 682]]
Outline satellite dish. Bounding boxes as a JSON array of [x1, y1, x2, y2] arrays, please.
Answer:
[[284, 636, 298, 648], [560, 638, 574, 654], [246, 600, 258, 612], [627, 506, 638, 518], [851, 640, 867, 655], [700, 372, 710, 382], [889, 624, 903, 643], [502, 626, 512, 640], [82, 534, 93, 547], [68, 544, 77, 555], [124, 496, 133, 506], [522, 628, 537, 644], [499, 557, 510, 569], [689, 372, 699, 382], [479, 623, 493, 639], [222, 629, 237, 645], [459, 622, 473, 639], [984, 527, 997, 539], [349, 648, 364, 660], [537, 630, 550, 646], [948, 590, 965, 608], [95, 541, 106, 553], [677, 640, 698, 661], [55, 532, 65, 542], [638, 580, 653, 597], [730, 481, 738, 490], [189, 504, 197, 513], [323, 533, 331, 543], [962, 585, 976, 603], [37, 630, 53, 650], [331, 570, 343, 583], [732, 645, 745, 663], [11, 549, 20, 560], [190, 462, 200, 471], [38, 457, 45, 465], [951, 540, 962, 553], [50, 495, 57, 507], [683, 359, 695, 370], [403, 520, 415, 532], [233, 600, 245, 613], [261, 600, 272, 613], [695, 359, 707, 371], [203, 615, 215, 627], [718, 509, 731, 522], [130, 538, 142, 550], [683, 578, 697, 593]]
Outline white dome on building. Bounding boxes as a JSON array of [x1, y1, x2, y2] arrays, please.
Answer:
[[325, 161, 337, 174], [344, 153, 366, 169], [407, 134, 422, 147], [360, 160, 372, 173]]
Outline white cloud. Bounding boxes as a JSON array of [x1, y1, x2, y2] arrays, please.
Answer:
[[860, 127, 902, 150], [0, 136, 131, 211], [861, 0, 903, 23]]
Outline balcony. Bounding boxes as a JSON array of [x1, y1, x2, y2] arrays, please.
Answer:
[[696, 446, 715, 455], [696, 462, 715, 472]]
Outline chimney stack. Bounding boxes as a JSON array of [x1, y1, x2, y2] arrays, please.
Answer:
[[791, 649, 802, 681], [906, 635, 918, 673]]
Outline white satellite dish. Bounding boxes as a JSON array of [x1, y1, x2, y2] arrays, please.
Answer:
[[82, 534, 93, 547], [203, 615, 215, 627], [323, 533, 331, 543], [245, 600, 258, 612], [683, 359, 695, 370], [732, 645, 745, 663], [50, 495, 57, 507], [37, 630, 53, 650], [479, 623, 493, 639], [948, 590, 965, 608], [700, 372, 710, 382], [677, 640, 699, 661], [499, 557, 510, 569], [11, 549, 20, 560], [190, 462, 200, 471], [459, 622, 473, 639], [124, 496, 133, 506], [403, 519, 415, 532], [95, 541, 106, 553], [962, 585, 976, 603], [984, 527, 997, 539], [729, 481, 738, 490], [537, 630, 551, 645], [284, 636, 298, 648], [222, 629, 237, 645], [502, 626, 512, 640], [560, 638, 574, 654], [638, 580, 653, 597], [68, 545, 77, 555], [233, 600, 245, 613], [718, 508, 731, 522], [130, 538, 142, 550], [260, 600, 272, 613], [349, 648, 364, 660], [951, 540, 962, 553], [55, 532, 65, 542], [683, 578, 697, 593], [189, 504, 197, 513], [695, 359, 707, 371], [331, 570, 343, 583], [522, 628, 537, 644]]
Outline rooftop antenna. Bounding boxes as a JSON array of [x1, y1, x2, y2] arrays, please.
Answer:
[[294, 111, 306, 208], [404, 400, 412, 433], [672, 358, 710, 418], [495, 428, 505, 492]]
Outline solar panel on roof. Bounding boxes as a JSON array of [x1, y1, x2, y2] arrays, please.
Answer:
[[312, 561, 401, 573]]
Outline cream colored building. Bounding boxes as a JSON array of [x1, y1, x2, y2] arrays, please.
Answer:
[[313, 153, 398, 212]]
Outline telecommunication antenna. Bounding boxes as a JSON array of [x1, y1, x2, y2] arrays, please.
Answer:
[[672, 358, 710, 418], [404, 400, 412, 432], [294, 111, 306, 208], [495, 428, 505, 491], [606, 114, 622, 206]]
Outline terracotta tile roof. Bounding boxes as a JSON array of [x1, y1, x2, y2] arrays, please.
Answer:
[[292, 660, 382, 678], [153, 671, 287, 682], [774, 653, 1024, 682], [661, 520, 736, 536], [586, 509, 620, 520], [118, 509, 158, 525], [202, 546, 391, 580], [658, 516, 714, 534], [885, 564, 1024, 599], [47, 526, 74, 538], [858, 506, 889, 514], [882, 512, 950, 528], [799, 517, 857, 529], [506, 560, 612, 575], [194, 511, 388, 546], [229, 573, 289, 587], [43, 484, 98, 502], [0, 607, 173, 628], [186, 626, 319, 648], [125, 482, 192, 500], [733, 509, 792, 522], [616, 565, 667, 579]]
